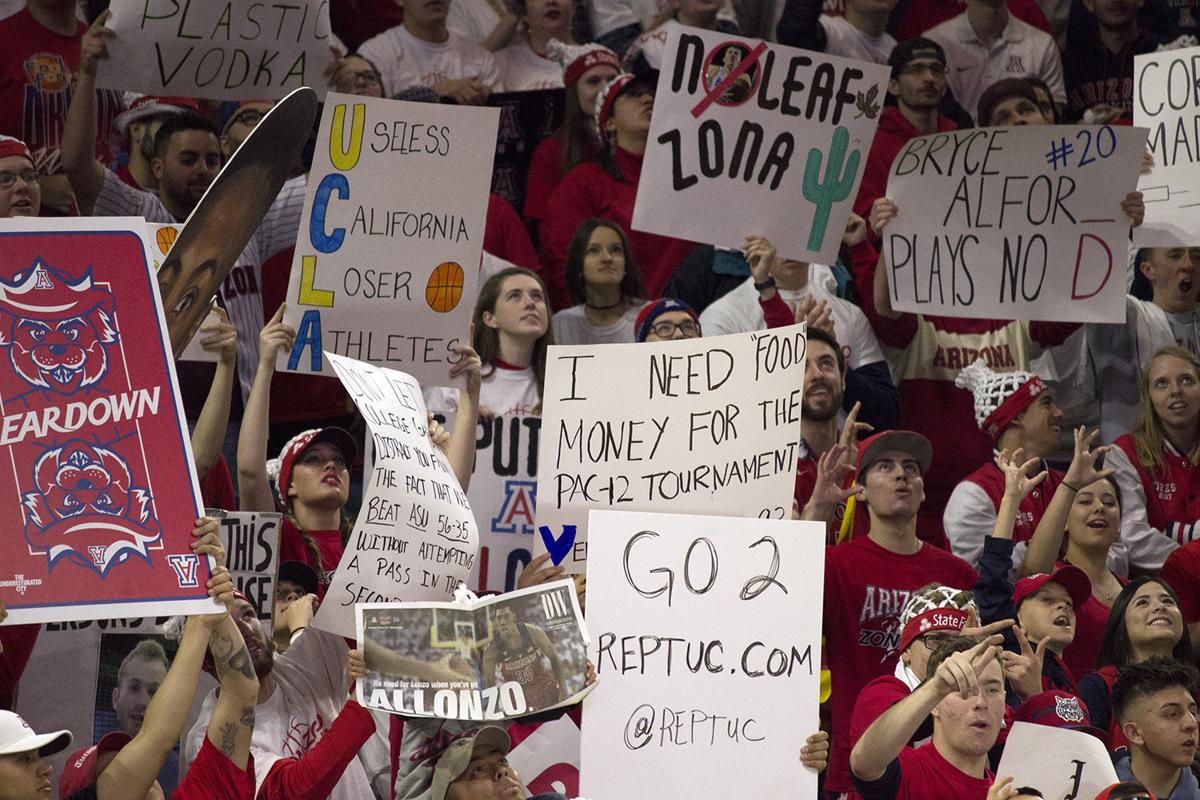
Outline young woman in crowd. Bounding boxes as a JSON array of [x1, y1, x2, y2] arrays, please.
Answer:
[[429, 267, 553, 422], [524, 41, 621, 232], [494, 0, 578, 91], [1020, 427, 1128, 679], [239, 306, 481, 591], [1077, 577, 1193, 749], [540, 71, 695, 308], [1106, 346, 1200, 572], [552, 218, 646, 344]]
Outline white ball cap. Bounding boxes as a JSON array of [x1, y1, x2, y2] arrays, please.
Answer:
[[0, 710, 72, 756]]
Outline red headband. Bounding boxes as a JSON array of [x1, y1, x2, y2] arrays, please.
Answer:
[[897, 607, 969, 654], [0, 135, 32, 163], [983, 376, 1047, 439]]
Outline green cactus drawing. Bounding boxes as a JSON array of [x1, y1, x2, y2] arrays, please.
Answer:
[[802, 126, 861, 252]]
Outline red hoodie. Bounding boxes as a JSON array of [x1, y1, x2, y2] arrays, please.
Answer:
[[854, 106, 957, 229]]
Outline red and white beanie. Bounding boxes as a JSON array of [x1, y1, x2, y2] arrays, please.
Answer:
[[548, 39, 621, 88], [593, 72, 638, 144], [955, 358, 1048, 441], [0, 135, 33, 163], [896, 584, 977, 654]]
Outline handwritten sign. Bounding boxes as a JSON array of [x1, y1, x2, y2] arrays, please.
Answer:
[[884, 125, 1145, 322], [996, 722, 1117, 800], [97, 0, 334, 101], [534, 325, 805, 574], [1134, 46, 1200, 246], [580, 509, 824, 800], [211, 510, 280, 620], [468, 416, 540, 594], [281, 94, 499, 389], [313, 353, 477, 639], [0, 219, 213, 625], [633, 26, 889, 263]]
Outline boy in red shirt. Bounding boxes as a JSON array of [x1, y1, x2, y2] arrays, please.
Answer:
[[851, 635, 1006, 800]]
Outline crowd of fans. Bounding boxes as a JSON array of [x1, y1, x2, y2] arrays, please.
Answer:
[[1, 0, 1200, 799]]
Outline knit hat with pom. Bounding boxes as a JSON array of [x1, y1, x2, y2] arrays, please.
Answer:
[[955, 358, 1047, 440], [548, 39, 621, 87]]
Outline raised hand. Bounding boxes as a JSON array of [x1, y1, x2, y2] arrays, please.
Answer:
[[1000, 625, 1050, 701], [191, 517, 226, 566], [869, 197, 898, 235], [931, 636, 1002, 698], [517, 552, 566, 589], [80, 9, 114, 76], [743, 235, 777, 286], [258, 304, 296, 371], [199, 305, 237, 367], [800, 731, 830, 772], [994, 448, 1047, 502], [1062, 426, 1113, 490]]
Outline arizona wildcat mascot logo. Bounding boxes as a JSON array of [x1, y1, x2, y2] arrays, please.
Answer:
[[0, 259, 162, 574]]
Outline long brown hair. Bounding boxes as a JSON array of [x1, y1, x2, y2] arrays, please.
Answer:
[[565, 218, 644, 304], [1133, 346, 1200, 474], [472, 267, 554, 406], [284, 504, 354, 581], [560, 76, 605, 176]]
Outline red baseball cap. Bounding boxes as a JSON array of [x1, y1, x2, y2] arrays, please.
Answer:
[[1013, 690, 1109, 748], [59, 731, 132, 797], [1013, 564, 1091, 611], [273, 427, 357, 502], [855, 430, 933, 477]]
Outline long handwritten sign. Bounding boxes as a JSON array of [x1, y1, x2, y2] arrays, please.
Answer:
[[313, 353, 477, 639], [281, 93, 499, 388], [633, 26, 889, 263], [884, 125, 1145, 322], [580, 509, 824, 800], [98, 0, 335, 100], [534, 325, 805, 574], [0, 219, 212, 624], [1134, 45, 1200, 246]]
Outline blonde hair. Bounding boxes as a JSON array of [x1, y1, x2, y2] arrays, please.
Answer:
[[1133, 346, 1200, 474]]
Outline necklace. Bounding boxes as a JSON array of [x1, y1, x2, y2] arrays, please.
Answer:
[[586, 298, 624, 311]]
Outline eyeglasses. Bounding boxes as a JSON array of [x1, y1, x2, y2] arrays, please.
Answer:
[[900, 62, 947, 78], [344, 69, 381, 85], [231, 108, 266, 128], [918, 633, 954, 651], [0, 169, 38, 188], [651, 320, 701, 339]]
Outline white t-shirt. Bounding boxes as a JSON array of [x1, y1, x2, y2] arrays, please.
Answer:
[[426, 364, 541, 420], [184, 629, 374, 800], [552, 302, 647, 345], [494, 32, 563, 92], [358, 25, 501, 98], [926, 11, 1065, 123], [446, 0, 503, 43], [698, 266, 886, 371], [820, 16, 896, 64], [590, 0, 738, 37], [623, 17, 680, 70]]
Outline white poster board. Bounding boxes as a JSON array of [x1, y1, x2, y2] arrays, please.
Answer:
[[996, 722, 1118, 800], [97, 0, 335, 101], [213, 510, 280, 620], [1134, 46, 1200, 246], [634, 26, 889, 263], [580, 509, 824, 800], [281, 94, 499, 389], [313, 353, 478, 639], [533, 325, 805, 574], [883, 125, 1145, 322]]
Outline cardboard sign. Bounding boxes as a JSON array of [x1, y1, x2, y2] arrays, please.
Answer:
[[996, 722, 1118, 800], [281, 94, 499, 389], [580, 509, 824, 800], [0, 218, 215, 625], [1134, 45, 1200, 246], [884, 125, 1145, 322], [159, 87, 319, 357], [357, 581, 588, 720], [533, 325, 805, 574], [313, 353, 478, 639], [211, 510, 280, 620], [97, 0, 335, 101], [633, 26, 889, 263]]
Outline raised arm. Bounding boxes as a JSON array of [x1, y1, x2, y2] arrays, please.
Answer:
[[62, 10, 112, 215], [445, 330, 483, 491], [1021, 427, 1110, 576], [238, 305, 295, 512], [190, 306, 237, 482]]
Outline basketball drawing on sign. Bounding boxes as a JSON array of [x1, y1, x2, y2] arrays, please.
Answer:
[[0, 259, 162, 575], [426, 261, 465, 312]]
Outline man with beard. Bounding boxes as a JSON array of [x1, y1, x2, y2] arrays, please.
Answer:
[[183, 595, 380, 800], [698, 232, 898, 434], [853, 39, 959, 234], [112, 96, 201, 193]]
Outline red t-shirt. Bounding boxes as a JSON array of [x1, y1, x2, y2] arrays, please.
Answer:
[[0, 10, 121, 177], [174, 736, 256, 800], [1062, 576, 1123, 681], [1162, 541, 1200, 622], [524, 133, 564, 224], [279, 517, 346, 595], [824, 536, 979, 793], [485, 193, 540, 270], [855, 742, 994, 800]]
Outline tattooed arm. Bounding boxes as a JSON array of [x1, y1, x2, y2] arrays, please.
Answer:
[[98, 567, 257, 798], [205, 604, 261, 770]]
